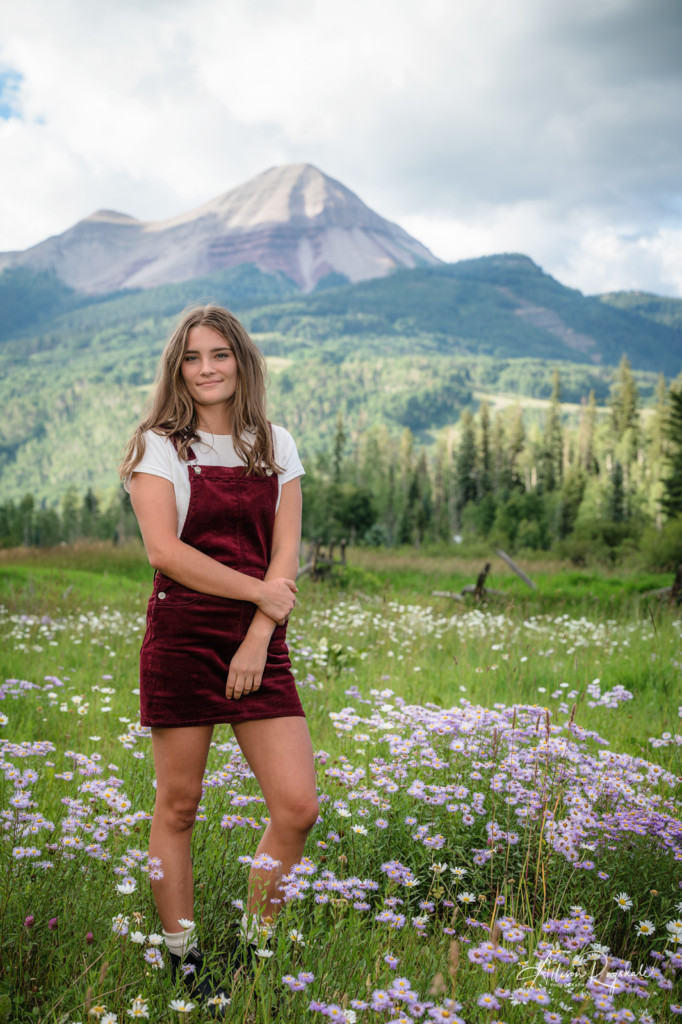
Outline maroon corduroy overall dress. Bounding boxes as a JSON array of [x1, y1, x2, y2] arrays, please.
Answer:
[[139, 445, 304, 728]]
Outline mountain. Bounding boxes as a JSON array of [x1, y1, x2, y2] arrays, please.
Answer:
[[236, 255, 682, 375], [599, 291, 682, 334], [0, 164, 440, 295]]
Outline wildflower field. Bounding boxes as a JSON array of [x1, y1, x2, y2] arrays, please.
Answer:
[[1, 544, 681, 1024]]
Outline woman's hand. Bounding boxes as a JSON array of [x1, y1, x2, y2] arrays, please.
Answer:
[[226, 636, 269, 700], [257, 577, 297, 624]]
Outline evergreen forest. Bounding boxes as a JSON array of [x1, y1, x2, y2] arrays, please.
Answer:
[[2, 256, 682, 565]]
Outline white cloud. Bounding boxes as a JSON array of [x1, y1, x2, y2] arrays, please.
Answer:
[[0, 0, 680, 295], [561, 226, 682, 297], [402, 208, 682, 298]]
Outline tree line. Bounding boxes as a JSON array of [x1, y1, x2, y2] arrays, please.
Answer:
[[301, 358, 682, 567], [0, 488, 138, 549], [2, 356, 682, 567]]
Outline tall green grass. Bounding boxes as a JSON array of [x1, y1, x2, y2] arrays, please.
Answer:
[[0, 543, 680, 1023]]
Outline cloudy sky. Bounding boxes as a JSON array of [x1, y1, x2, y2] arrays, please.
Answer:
[[1, 0, 681, 296]]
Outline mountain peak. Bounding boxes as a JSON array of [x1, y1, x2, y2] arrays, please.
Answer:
[[1, 164, 440, 294], [84, 209, 141, 224], [170, 162, 391, 235]]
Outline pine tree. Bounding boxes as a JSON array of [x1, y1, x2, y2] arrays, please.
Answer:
[[609, 355, 640, 467], [649, 374, 669, 465], [81, 488, 99, 538], [661, 384, 682, 519], [61, 488, 80, 544], [19, 494, 35, 547], [578, 390, 598, 474], [607, 461, 626, 522], [414, 450, 433, 544], [507, 405, 526, 488], [386, 464, 396, 545], [454, 409, 478, 521], [332, 414, 346, 483], [432, 440, 449, 541], [397, 472, 419, 545], [538, 369, 563, 493], [556, 467, 586, 538], [491, 413, 507, 493], [478, 400, 492, 497]]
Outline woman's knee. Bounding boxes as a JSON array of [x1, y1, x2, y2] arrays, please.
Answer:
[[274, 792, 319, 835], [154, 784, 203, 832]]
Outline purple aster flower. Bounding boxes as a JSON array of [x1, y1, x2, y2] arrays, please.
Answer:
[[370, 990, 394, 1011], [324, 1006, 347, 1020], [477, 994, 500, 1010]]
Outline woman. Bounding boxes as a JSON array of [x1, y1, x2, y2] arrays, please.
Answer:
[[120, 305, 318, 1009]]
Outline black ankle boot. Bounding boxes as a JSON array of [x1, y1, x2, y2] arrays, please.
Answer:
[[169, 948, 230, 1017], [225, 937, 260, 975]]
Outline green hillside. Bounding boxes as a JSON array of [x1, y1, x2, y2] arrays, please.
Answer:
[[239, 256, 682, 373], [1, 255, 679, 502], [599, 289, 682, 334], [0, 263, 297, 353]]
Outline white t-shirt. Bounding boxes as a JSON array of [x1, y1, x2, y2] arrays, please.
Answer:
[[125, 425, 304, 537]]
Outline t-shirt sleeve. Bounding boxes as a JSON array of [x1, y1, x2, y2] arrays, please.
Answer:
[[273, 426, 305, 486], [123, 431, 175, 492]]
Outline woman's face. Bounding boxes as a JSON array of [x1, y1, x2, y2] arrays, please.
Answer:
[[181, 325, 238, 417]]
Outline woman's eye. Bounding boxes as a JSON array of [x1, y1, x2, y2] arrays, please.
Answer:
[[216, 351, 231, 359]]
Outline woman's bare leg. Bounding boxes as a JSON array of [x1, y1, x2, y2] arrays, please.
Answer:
[[231, 716, 318, 920], [149, 725, 214, 932]]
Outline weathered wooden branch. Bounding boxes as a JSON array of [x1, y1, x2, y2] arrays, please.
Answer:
[[474, 562, 491, 599], [495, 548, 538, 590]]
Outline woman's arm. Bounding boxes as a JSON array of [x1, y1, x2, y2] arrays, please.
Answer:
[[225, 477, 302, 699], [129, 472, 297, 623]]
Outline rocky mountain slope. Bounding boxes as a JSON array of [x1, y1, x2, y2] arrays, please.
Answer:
[[0, 164, 440, 294]]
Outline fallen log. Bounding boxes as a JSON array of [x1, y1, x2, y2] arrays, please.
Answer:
[[640, 564, 682, 605], [461, 584, 506, 598]]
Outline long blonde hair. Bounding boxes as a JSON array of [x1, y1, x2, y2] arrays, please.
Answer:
[[120, 305, 278, 478]]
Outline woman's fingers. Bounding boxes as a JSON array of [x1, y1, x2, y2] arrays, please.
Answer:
[[258, 578, 298, 621], [227, 672, 263, 699], [226, 641, 266, 699]]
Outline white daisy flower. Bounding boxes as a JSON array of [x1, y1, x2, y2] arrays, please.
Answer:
[[636, 920, 655, 936], [613, 892, 632, 911], [116, 879, 137, 896], [168, 999, 195, 1012]]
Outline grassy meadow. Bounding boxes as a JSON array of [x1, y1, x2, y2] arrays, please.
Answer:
[[0, 543, 681, 1023]]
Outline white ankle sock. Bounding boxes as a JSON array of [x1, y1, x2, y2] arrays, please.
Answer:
[[163, 925, 198, 958]]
